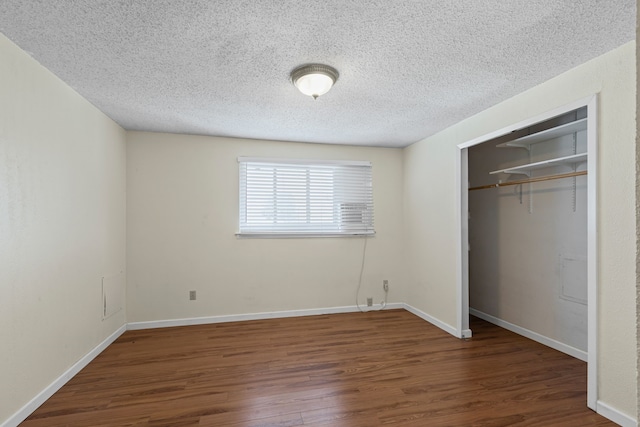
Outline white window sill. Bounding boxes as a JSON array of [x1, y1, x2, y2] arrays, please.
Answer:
[[235, 232, 375, 239]]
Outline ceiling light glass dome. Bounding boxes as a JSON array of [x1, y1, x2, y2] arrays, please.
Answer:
[[291, 64, 339, 99]]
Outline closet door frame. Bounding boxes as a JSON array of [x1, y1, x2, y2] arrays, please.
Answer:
[[455, 95, 598, 410]]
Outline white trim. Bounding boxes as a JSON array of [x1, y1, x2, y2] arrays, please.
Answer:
[[6, 302, 611, 427], [457, 95, 596, 149], [235, 232, 375, 239], [4, 306, 410, 425], [456, 147, 471, 338], [456, 95, 598, 408], [596, 401, 637, 427], [1, 325, 126, 427], [127, 304, 465, 340], [585, 95, 598, 409], [402, 303, 462, 338], [470, 309, 587, 361], [127, 303, 405, 330], [238, 158, 374, 236], [237, 157, 371, 166]]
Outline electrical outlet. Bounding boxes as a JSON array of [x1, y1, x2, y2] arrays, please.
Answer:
[[383, 280, 389, 292], [189, 290, 196, 301], [366, 297, 373, 306]]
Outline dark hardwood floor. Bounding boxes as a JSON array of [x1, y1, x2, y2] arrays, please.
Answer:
[[21, 309, 614, 426]]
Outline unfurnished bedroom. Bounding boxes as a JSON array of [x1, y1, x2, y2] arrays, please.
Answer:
[[0, 1, 637, 426]]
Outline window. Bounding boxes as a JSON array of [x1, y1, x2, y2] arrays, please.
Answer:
[[238, 158, 374, 237]]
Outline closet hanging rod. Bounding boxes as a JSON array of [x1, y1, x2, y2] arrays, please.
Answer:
[[469, 170, 587, 191]]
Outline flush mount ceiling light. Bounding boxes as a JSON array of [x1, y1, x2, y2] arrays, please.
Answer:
[[290, 64, 339, 99]]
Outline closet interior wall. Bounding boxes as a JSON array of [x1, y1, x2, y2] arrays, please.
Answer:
[[468, 108, 588, 354]]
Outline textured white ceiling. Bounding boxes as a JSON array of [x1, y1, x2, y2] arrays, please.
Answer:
[[0, 1, 635, 147]]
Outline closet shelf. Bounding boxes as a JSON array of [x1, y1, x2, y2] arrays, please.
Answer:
[[496, 118, 588, 149], [489, 153, 587, 176]]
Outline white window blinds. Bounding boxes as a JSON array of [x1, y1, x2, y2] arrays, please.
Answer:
[[238, 158, 374, 236]]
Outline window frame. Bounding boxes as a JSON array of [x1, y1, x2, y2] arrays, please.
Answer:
[[237, 157, 375, 238]]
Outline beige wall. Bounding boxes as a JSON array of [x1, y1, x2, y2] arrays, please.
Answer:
[[0, 34, 127, 422], [126, 132, 405, 322], [2, 29, 636, 425], [404, 41, 637, 418]]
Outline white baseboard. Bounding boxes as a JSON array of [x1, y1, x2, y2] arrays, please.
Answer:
[[2, 324, 126, 427], [402, 303, 460, 337], [8, 305, 620, 427], [470, 310, 637, 426], [127, 302, 406, 330], [3, 304, 409, 426], [597, 401, 637, 427], [469, 308, 587, 361]]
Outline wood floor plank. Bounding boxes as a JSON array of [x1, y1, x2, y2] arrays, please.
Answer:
[[20, 310, 615, 426]]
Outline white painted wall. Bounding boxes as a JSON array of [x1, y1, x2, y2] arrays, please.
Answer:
[[126, 132, 405, 322], [0, 34, 127, 423], [468, 123, 588, 353], [404, 41, 637, 419]]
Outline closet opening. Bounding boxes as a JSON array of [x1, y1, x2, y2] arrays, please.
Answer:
[[456, 95, 597, 409]]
